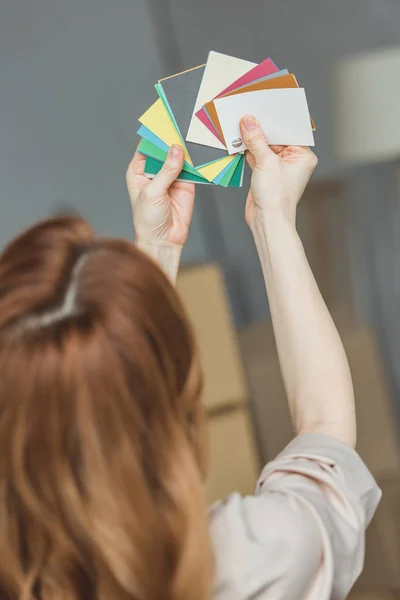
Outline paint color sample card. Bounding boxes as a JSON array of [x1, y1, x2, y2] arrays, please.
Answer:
[[213, 57, 279, 98], [159, 65, 228, 166], [136, 50, 315, 187], [206, 72, 301, 142], [144, 155, 245, 187], [138, 99, 193, 165], [197, 69, 291, 140], [215, 88, 315, 153], [138, 98, 236, 181], [195, 57, 279, 130], [186, 51, 256, 149]]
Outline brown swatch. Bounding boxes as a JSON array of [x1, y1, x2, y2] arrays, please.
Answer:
[[205, 73, 315, 143]]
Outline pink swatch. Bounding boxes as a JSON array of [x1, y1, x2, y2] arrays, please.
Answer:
[[214, 57, 279, 98], [195, 57, 280, 142], [196, 109, 225, 143]]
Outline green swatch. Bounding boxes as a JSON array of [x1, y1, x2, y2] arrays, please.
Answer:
[[144, 156, 212, 184], [229, 155, 246, 188], [138, 138, 201, 177]]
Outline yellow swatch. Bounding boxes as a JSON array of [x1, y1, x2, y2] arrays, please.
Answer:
[[138, 99, 193, 166], [197, 154, 237, 182]]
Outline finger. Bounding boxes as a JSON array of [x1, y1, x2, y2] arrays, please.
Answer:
[[127, 147, 147, 178], [300, 146, 318, 162], [170, 180, 195, 196], [301, 147, 318, 170], [281, 145, 318, 166], [148, 145, 185, 194], [245, 151, 256, 170], [240, 116, 274, 165], [269, 145, 287, 155]]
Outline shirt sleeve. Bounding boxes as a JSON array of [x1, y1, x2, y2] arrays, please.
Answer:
[[209, 433, 382, 600]]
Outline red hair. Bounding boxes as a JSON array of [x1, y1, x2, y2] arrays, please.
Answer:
[[0, 216, 212, 600]]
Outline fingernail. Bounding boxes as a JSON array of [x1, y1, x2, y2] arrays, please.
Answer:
[[169, 144, 182, 159], [243, 115, 257, 130]]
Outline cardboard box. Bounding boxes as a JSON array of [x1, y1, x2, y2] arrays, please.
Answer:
[[344, 327, 400, 475], [239, 320, 400, 474], [177, 264, 261, 504], [240, 319, 400, 596], [355, 471, 400, 593], [239, 321, 293, 462], [349, 594, 396, 599], [205, 406, 260, 504], [177, 264, 249, 410]]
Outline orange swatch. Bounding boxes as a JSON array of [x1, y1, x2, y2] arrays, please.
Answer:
[[205, 73, 315, 143]]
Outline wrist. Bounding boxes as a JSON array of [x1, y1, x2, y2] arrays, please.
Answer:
[[136, 237, 183, 252], [249, 197, 297, 231], [251, 210, 302, 271], [135, 238, 182, 283], [250, 207, 297, 240]]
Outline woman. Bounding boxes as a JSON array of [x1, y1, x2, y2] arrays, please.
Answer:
[[0, 117, 380, 600]]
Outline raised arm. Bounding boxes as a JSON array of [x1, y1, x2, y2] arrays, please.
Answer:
[[240, 116, 356, 447], [126, 145, 195, 283]]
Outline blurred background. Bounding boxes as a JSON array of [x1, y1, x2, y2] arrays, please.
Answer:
[[2, 1, 400, 597]]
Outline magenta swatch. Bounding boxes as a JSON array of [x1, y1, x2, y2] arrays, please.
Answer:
[[195, 57, 279, 142]]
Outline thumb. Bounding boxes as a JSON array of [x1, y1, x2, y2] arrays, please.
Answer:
[[150, 144, 185, 194], [240, 116, 274, 166]]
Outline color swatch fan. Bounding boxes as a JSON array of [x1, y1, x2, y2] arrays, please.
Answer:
[[137, 51, 315, 187]]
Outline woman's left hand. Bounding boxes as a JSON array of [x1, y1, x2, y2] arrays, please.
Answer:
[[126, 145, 195, 248]]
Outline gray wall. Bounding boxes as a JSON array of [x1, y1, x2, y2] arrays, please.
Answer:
[[2, 0, 400, 308], [0, 0, 207, 262], [163, 0, 400, 324], [1, 0, 400, 403]]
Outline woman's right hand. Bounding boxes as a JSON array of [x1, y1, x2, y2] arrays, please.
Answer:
[[239, 115, 318, 228]]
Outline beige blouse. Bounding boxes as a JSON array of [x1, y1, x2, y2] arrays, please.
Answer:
[[209, 433, 381, 600]]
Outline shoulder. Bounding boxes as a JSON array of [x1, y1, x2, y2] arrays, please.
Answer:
[[209, 434, 381, 600], [210, 491, 324, 600]]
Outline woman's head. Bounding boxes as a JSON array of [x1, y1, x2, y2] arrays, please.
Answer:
[[0, 216, 212, 600]]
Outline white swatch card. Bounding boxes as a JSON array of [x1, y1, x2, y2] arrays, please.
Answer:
[[214, 88, 315, 153], [186, 51, 256, 150]]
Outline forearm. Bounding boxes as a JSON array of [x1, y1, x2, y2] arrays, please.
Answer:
[[136, 239, 182, 284], [252, 214, 356, 447]]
